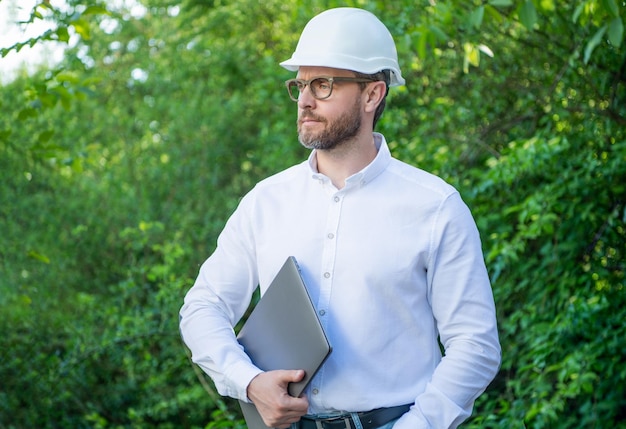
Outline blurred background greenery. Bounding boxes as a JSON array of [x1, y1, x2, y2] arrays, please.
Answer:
[[1, 0, 624, 427]]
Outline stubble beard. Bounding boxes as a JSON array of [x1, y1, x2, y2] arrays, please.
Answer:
[[297, 98, 362, 150]]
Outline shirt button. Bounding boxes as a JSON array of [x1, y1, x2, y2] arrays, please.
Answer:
[[319, 309, 326, 316], [323, 272, 331, 278], [333, 196, 340, 202], [312, 388, 319, 395], [327, 233, 334, 239]]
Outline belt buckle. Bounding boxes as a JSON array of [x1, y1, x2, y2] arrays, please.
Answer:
[[317, 415, 352, 429], [329, 417, 351, 429]]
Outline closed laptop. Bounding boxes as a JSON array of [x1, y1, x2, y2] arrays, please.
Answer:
[[237, 256, 332, 429]]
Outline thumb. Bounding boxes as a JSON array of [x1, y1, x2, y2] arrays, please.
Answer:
[[283, 369, 306, 383]]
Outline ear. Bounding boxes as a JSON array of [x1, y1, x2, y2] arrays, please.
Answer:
[[363, 81, 387, 114]]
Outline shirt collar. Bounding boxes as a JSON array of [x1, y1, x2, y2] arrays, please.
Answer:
[[307, 133, 391, 189]]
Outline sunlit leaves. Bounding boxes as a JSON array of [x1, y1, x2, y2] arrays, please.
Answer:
[[71, 18, 91, 39], [463, 42, 480, 73], [571, 0, 625, 62], [82, 5, 110, 16], [1, 2, 110, 58]]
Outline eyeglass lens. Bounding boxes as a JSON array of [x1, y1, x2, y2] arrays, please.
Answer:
[[288, 78, 333, 101]]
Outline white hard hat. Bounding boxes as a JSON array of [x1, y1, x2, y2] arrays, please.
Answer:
[[280, 8, 405, 87]]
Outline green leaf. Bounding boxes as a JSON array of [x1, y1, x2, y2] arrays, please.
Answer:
[[82, 6, 110, 16], [429, 25, 448, 41], [470, 6, 485, 29], [55, 71, 80, 84], [18, 294, 33, 305], [71, 18, 91, 40], [608, 17, 624, 47], [414, 31, 427, 60], [584, 25, 608, 63], [572, 3, 585, 23], [27, 250, 51, 264], [484, 4, 506, 23], [602, 0, 620, 18], [38, 130, 55, 143], [520, 0, 538, 30], [55, 26, 70, 43], [17, 107, 38, 120], [489, 0, 514, 6]]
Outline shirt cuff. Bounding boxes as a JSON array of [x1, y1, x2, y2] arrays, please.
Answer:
[[223, 359, 264, 402]]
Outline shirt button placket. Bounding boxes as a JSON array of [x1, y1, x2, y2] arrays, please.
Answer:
[[318, 193, 342, 333]]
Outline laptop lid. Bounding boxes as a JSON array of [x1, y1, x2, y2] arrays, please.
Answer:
[[236, 256, 332, 429]]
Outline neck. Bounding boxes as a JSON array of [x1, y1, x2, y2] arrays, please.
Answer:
[[316, 133, 378, 189]]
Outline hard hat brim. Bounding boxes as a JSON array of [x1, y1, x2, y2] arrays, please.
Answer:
[[279, 55, 405, 87]]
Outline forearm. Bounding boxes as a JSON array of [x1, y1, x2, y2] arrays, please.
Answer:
[[401, 193, 501, 427], [393, 335, 500, 429], [180, 294, 263, 400]]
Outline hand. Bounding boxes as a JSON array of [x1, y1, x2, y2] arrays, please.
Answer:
[[246, 369, 309, 429]]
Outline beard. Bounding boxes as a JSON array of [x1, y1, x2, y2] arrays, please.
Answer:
[[297, 98, 362, 150]]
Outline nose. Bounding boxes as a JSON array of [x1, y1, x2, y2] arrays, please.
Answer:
[[297, 84, 316, 109]]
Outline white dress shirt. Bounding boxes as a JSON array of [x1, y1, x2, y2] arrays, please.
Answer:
[[179, 133, 501, 429]]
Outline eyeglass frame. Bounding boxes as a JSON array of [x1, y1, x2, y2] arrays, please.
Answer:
[[284, 76, 379, 102]]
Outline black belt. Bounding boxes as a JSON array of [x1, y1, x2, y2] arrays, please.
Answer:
[[298, 404, 411, 429]]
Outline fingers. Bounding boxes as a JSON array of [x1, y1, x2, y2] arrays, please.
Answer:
[[247, 370, 309, 428]]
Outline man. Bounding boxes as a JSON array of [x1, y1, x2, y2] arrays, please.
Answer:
[[180, 7, 501, 429]]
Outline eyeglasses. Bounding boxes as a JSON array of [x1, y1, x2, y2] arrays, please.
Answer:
[[285, 76, 378, 102]]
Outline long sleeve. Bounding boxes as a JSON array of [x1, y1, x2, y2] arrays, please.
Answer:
[[179, 194, 263, 402], [394, 192, 501, 429]]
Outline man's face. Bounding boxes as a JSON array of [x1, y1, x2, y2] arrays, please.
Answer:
[[295, 67, 364, 150]]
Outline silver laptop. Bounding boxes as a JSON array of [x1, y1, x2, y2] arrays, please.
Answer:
[[237, 256, 332, 429]]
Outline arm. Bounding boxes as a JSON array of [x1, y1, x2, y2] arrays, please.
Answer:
[[395, 193, 501, 429], [179, 247, 261, 401], [179, 193, 262, 401], [179, 193, 310, 426]]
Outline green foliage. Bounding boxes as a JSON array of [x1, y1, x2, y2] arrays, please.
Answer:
[[1, 0, 625, 427]]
